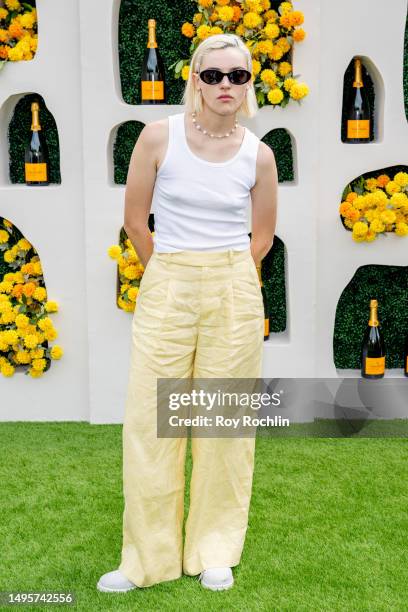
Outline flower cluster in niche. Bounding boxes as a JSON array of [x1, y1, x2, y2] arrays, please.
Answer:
[[0, 0, 37, 66], [0, 218, 63, 378], [108, 230, 155, 313], [175, 0, 309, 108], [339, 171, 408, 242]]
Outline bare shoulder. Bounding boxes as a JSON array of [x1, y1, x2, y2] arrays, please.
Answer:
[[256, 140, 276, 169], [140, 117, 168, 147]]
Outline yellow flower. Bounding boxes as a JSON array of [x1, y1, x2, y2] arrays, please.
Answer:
[[278, 61, 292, 76], [209, 26, 223, 35], [33, 261, 42, 275], [0, 8, 8, 19], [257, 40, 273, 55], [15, 313, 29, 328], [269, 45, 284, 61], [290, 10, 304, 26], [19, 12, 36, 29], [44, 328, 57, 341], [30, 347, 44, 359], [45, 300, 58, 313], [393, 172, 408, 187], [218, 5, 234, 21], [127, 287, 139, 301], [276, 37, 291, 53], [198, 0, 213, 7], [279, 13, 292, 29], [5, 0, 21, 10], [15, 349, 31, 364], [197, 24, 211, 39], [235, 23, 245, 36], [365, 230, 377, 242], [8, 45, 24, 61], [23, 333, 39, 349], [251, 59, 261, 75], [31, 358, 46, 372], [0, 229, 9, 243], [246, 0, 263, 13], [394, 222, 408, 236], [4, 249, 16, 263], [33, 286, 47, 301], [380, 210, 396, 225], [389, 192, 408, 208], [181, 65, 190, 80], [37, 317, 53, 330], [283, 77, 296, 91], [263, 23, 279, 39], [365, 177, 378, 191], [279, 2, 293, 14], [267, 88, 284, 104], [1, 361, 15, 377], [293, 27, 306, 42], [264, 9, 278, 22], [243, 12, 262, 29], [108, 244, 122, 259], [289, 82, 309, 100], [28, 368, 43, 378], [181, 22, 195, 38], [50, 345, 63, 359], [385, 180, 401, 195], [352, 221, 368, 237], [193, 12, 203, 24], [123, 265, 138, 280], [260, 69, 276, 87], [370, 219, 385, 233]]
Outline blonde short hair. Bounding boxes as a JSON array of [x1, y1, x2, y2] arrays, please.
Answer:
[[181, 33, 259, 118]]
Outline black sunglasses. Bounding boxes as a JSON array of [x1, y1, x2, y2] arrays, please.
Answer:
[[198, 69, 252, 85]]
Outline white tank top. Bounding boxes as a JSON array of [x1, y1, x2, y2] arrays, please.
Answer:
[[151, 111, 260, 252]]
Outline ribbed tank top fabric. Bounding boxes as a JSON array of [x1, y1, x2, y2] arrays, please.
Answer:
[[151, 111, 260, 253]]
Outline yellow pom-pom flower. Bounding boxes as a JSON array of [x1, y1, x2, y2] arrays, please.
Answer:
[[50, 345, 63, 359], [395, 222, 408, 236], [267, 88, 284, 104], [393, 172, 408, 187], [45, 301, 59, 313], [289, 82, 309, 100], [243, 12, 262, 29], [1, 361, 15, 377], [5, 0, 21, 11], [197, 24, 211, 39], [33, 286, 47, 302], [108, 245, 122, 260], [260, 68, 277, 87], [0, 229, 9, 243], [23, 334, 39, 349], [278, 61, 292, 76], [263, 23, 279, 39], [293, 28, 306, 42], [181, 22, 195, 38], [181, 65, 190, 80], [218, 6, 234, 21]]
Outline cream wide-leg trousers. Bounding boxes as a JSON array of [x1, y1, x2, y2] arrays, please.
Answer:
[[119, 247, 265, 588]]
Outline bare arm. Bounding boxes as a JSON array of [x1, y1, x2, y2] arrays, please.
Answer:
[[123, 122, 161, 269], [250, 141, 278, 267]]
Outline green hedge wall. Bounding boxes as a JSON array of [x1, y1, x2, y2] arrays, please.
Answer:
[[9, 94, 60, 184], [334, 265, 408, 369]]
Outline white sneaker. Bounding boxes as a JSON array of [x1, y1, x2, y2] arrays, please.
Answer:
[[199, 567, 234, 591], [97, 569, 137, 593]]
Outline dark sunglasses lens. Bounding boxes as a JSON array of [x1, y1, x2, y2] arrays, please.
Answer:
[[201, 70, 222, 84], [230, 70, 250, 84]]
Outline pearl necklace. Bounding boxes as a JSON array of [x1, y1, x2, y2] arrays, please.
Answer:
[[191, 112, 238, 139]]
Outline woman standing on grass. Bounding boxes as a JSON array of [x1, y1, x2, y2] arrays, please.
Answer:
[[97, 32, 277, 593]]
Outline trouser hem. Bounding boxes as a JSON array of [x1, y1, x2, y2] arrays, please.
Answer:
[[118, 563, 183, 589], [182, 554, 242, 577]]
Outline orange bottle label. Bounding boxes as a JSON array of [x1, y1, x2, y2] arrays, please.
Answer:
[[141, 80, 164, 100], [264, 318, 269, 336], [365, 356, 385, 375], [347, 119, 369, 138], [25, 163, 47, 182]]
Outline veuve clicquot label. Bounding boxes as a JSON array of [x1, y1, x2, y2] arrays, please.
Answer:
[[25, 163, 47, 182], [361, 299, 386, 379], [346, 57, 371, 143], [24, 100, 49, 186], [365, 356, 385, 375], [140, 18, 166, 103]]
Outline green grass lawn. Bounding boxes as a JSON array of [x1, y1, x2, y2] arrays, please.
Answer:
[[1, 422, 407, 611]]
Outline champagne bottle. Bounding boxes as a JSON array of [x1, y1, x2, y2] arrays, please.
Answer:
[[140, 19, 166, 104], [361, 299, 385, 379], [24, 101, 49, 185], [257, 264, 270, 341], [345, 57, 371, 143], [404, 333, 408, 377]]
